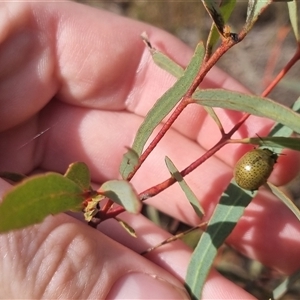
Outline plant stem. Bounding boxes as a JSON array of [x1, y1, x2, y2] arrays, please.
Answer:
[[262, 43, 300, 97], [101, 33, 250, 219], [234, 43, 300, 128], [126, 98, 191, 181], [126, 33, 246, 182]]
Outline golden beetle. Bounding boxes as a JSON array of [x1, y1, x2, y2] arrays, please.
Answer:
[[234, 148, 278, 191]]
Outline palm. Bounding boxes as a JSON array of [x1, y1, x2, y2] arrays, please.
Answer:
[[0, 2, 299, 299]]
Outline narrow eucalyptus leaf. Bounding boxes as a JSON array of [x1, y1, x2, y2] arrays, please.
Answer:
[[267, 182, 300, 221], [248, 137, 300, 151], [288, 0, 299, 41], [245, 0, 272, 32], [193, 89, 300, 134], [153, 51, 184, 78], [119, 42, 205, 177], [165, 157, 204, 218], [132, 42, 205, 156], [116, 217, 137, 238], [292, 97, 300, 112], [141, 32, 184, 78], [140, 33, 222, 142], [186, 95, 300, 298], [254, 98, 300, 150], [185, 182, 253, 299]]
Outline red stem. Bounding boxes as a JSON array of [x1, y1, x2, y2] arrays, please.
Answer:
[[126, 33, 246, 182], [126, 98, 191, 181], [100, 34, 300, 220], [100, 33, 249, 218], [103, 137, 232, 219], [233, 42, 300, 128], [262, 43, 300, 97]]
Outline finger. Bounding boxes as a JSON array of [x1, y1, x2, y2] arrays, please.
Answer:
[[0, 1, 258, 148], [2, 0, 300, 282], [0, 178, 254, 300], [0, 1, 190, 131], [4, 95, 298, 186], [12, 101, 299, 276], [227, 189, 300, 274], [98, 212, 257, 299], [0, 1, 285, 171], [0, 179, 190, 299]]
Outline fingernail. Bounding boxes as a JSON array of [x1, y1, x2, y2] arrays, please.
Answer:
[[107, 272, 190, 299]]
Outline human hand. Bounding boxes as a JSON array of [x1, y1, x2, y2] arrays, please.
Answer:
[[0, 1, 300, 299]]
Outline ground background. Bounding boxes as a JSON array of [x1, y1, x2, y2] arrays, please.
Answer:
[[73, 1, 300, 299]]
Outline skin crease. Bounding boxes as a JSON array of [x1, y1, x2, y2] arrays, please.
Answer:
[[0, 1, 300, 299]]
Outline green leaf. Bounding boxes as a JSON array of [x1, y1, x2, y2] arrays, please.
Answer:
[[120, 148, 140, 180], [165, 156, 204, 218], [245, 0, 273, 32], [99, 180, 141, 214], [192, 89, 300, 134], [141, 32, 188, 84], [64, 162, 91, 190], [185, 93, 300, 299], [140, 33, 223, 136], [141, 34, 222, 133], [291, 97, 300, 112], [206, 0, 237, 54], [266, 182, 300, 221], [152, 51, 184, 78], [0, 173, 84, 233], [185, 182, 253, 300], [141, 32, 185, 79], [288, 0, 299, 41], [185, 95, 300, 298], [131, 42, 204, 155], [246, 137, 300, 151], [181, 227, 203, 250], [119, 42, 205, 178], [253, 97, 300, 150], [116, 217, 137, 238], [291, 97, 300, 113], [264, 97, 300, 138]]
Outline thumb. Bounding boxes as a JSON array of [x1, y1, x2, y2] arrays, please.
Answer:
[[0, 180, 188, 299]]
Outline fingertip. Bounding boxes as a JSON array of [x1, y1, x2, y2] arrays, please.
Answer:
[[228, 189, 300, 274], [203, 269, 257, 300], [271, 148, 300, 186]]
